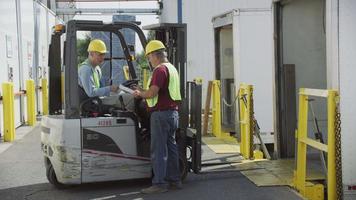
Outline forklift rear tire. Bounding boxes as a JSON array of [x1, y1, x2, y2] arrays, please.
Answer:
[[46, 163, 66, 189]]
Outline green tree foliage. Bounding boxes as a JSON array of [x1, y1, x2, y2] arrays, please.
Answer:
[[136, 30, 155, 70], [77, 34, 91, 65], [136, 31, 155, 87]]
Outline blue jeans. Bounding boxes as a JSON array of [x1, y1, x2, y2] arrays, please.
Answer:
[[150, 110, 180, 186]]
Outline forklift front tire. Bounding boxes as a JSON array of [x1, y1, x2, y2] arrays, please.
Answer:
[[46, 163, 66, 189]]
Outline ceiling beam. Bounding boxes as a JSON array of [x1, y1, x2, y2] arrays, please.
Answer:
[[56, 0, 157, 2], [56, 7, 159, 15]]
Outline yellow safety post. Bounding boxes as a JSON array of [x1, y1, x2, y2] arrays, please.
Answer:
[[294, 88, 308, 193], [41, 79, 48, 115], [2, 82, 15, 142], [211, 80, 230, 139], [293, 88, 338, 200], [26, 79, 36, 126], [238, 83, 253, 159], [327, 90, 337, 200]]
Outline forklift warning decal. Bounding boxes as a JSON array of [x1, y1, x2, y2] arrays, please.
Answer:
[[82, 149, 150, 162]]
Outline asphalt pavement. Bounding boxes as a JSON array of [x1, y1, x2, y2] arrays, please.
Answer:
[[0, 124, 302, 200]]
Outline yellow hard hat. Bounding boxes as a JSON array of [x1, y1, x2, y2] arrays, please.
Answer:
[[87, 39, 107, 54], [145, 40, 166, 56]]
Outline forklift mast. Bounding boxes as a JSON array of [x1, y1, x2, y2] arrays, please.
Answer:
[[143, 23, 187, 98]]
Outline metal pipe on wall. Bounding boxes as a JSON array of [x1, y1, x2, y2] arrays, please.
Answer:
[[15, 0, 26, 124], [177, 0, 182, 23], [33, 2, 40, 115]]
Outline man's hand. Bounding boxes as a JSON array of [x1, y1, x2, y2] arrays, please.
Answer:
[[110, 85, 119, 93], [132, 85, 159, 99], [130, 84, 140, 90], [132, 90, 142, 98]]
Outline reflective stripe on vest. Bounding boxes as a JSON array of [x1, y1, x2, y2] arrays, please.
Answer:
[[92, 68, 100, 88], [145, 63, 181, 108]]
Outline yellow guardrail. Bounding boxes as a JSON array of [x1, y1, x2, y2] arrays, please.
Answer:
[[238, 83, 253, 159], [293, 88, 339, 200]]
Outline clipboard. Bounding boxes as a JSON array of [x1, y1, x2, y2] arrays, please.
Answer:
[[119, 84, 134, 94]]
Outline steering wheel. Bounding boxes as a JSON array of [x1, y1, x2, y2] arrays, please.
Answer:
[[80, 97, 103, 117], [122, 79, 139, 88]]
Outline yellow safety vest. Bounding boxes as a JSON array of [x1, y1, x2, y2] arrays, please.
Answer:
[[145, 63, 181, 107]]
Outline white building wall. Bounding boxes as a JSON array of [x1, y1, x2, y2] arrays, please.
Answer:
[[20, 0, 35, 82], [233, 10, 274, 134], [161, 0, 272, 100], [36, 4, 56, 114], [326, 0, 339, 90], [338, 0, 356, 197], [162, 0, 356, 196], [0, 0, 22, 128], [0, 0, 58, 135], [161, 0, 273, 134], [19, 0, 36, 126], [160, 0, 177, 23]]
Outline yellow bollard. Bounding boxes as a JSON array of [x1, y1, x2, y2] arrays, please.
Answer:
[[239, 83, 254, 159], [211, 80, 230, 139], [2, 82, 15, 142], [26, 79, 36, 126], [41, 79, 48, 115]]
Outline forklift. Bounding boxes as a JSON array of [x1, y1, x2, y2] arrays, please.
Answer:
[[41, 20, 202, 188]]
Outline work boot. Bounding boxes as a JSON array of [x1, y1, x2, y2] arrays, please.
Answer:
[[169, 182, 183, 190], [141, 185, 168, 194]]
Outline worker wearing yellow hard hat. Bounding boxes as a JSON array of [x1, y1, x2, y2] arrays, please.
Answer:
[[145, 40, 166, 56], [133, 40, 182, 193], [78, 39, 119, 103], [87, 39, 108, 54]]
